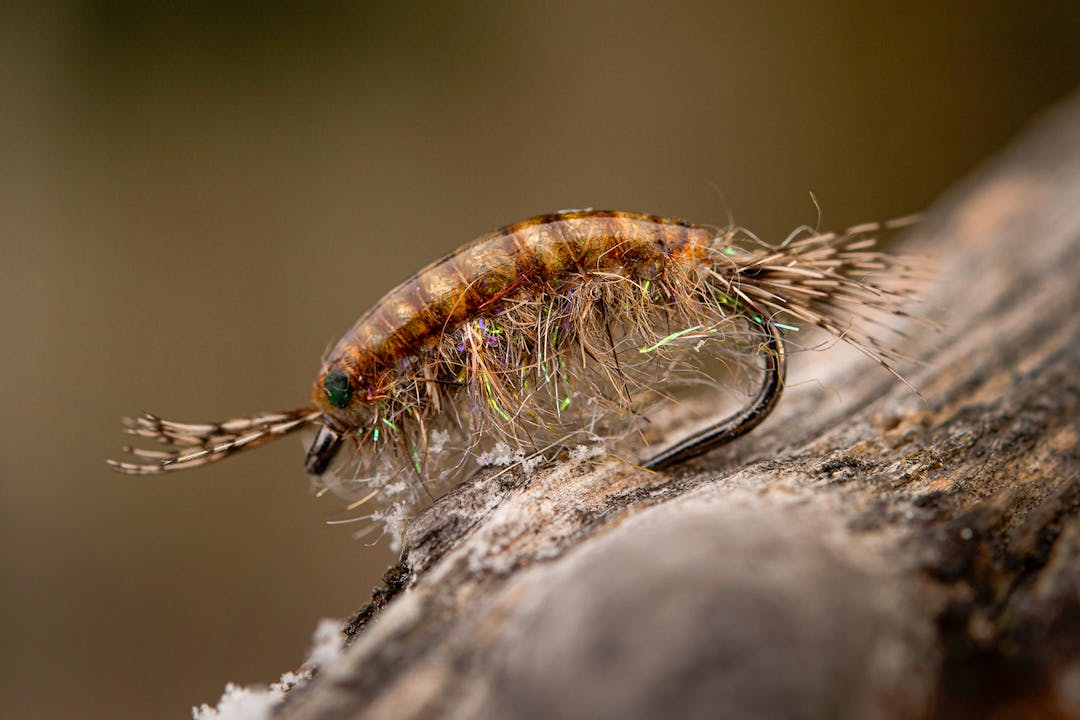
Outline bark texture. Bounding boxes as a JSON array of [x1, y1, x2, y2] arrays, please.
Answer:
[[278, 92, 1080, 720]]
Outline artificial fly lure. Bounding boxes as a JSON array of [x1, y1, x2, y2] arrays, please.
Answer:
[[110, 209, 925, 538]]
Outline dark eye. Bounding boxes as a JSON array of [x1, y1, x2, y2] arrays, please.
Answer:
[[323, 368, 353, 409]]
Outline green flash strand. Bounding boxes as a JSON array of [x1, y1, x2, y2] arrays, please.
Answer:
[[639, 325, 704, 354], [483, 374, 511, 421]]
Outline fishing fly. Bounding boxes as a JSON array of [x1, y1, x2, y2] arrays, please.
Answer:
[[110, 209, 924, 537]]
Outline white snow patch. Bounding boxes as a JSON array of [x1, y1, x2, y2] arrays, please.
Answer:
[[568, 444, 607, 462], [273, 672, 305, 693], [427, 428, 451, 454], [190, 619, 344, 720], [191, 683, 281, 720], [307, 618, 346, 669], [520, 452, 545, 473], [476, 442, 524, 467], [476, 442, 549, 474]]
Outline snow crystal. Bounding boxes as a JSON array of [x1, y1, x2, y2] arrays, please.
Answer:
[[190, 619, 344, 720], [307, 618, 345, 669], [191, 683, 281, 720], [569, 444, 607, 462], [477, 442, 524, 467], [427, 428, 451, 454]]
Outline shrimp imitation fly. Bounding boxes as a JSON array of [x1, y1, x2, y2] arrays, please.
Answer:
[[110, 210, 925, 537]]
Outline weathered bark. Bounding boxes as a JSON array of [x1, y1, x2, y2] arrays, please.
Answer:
[[278, 92, 1080, 720]]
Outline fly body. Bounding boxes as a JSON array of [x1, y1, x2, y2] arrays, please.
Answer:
[[112, 209, 926, 540]]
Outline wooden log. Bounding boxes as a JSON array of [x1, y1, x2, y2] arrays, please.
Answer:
[[277, 91, 1080, 720]]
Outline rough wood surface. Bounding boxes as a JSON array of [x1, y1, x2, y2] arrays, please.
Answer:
[[278, 93, 1080, 720]]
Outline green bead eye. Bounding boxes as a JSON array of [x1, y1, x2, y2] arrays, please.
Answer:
[[323, 368, 353, 409]]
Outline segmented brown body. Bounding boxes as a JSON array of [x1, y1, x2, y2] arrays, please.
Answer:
[[318, 211, 714, 405], [113, 204, 926, 552]]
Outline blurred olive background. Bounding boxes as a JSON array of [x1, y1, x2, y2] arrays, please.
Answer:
[[1, 2, 1077, 718]]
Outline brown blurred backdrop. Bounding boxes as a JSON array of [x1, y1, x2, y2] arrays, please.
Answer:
[[1, 2, 1077, 718]]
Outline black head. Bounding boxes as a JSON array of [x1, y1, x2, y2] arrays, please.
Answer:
[[305, 424, 343, 475]]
